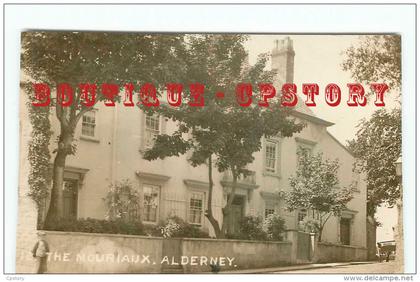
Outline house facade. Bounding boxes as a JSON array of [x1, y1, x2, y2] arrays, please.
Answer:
[[43, 37, 367, 248]]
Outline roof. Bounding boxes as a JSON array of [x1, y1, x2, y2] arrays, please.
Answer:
[[289, 96, 335, 127]]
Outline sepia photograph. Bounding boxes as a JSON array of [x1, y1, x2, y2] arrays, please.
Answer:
[[15, 31, 403, 274]]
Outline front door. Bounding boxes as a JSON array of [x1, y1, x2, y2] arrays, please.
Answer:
[[63, 179, 78, 219], [227, 195, 245, 235], [340, 218, 351, 245]]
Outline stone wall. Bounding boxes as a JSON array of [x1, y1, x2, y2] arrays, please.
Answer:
[[181, 238, 292, 273], [26, 231, 292, 273], [16, 230, 370, 273], [41, 231, 164, 273], [313, 242, 368, 263]]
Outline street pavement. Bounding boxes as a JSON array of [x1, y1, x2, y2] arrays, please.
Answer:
[[273, 261, 398, 274]]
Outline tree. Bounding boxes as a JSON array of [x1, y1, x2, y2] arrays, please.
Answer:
[[343, 34, 403, 271], [143, 34, 303, 238], [285, 148, 355, 242], [342, 35, 402, 215], [21, 31, 187, 226], [347, 109, 401, 215], [342, 35, 401, 92]]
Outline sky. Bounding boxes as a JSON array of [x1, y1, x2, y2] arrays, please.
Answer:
[[245, 35, 399, 242], [245, 34, 400, 145]]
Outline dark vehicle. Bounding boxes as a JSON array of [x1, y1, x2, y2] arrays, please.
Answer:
[[377, 240, 396, 262]]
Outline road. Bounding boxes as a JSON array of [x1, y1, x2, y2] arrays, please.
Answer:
[[274, 261, 399, 274]]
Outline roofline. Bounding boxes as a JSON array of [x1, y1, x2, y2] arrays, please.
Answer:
[[326, 130, 355, 158], [291, 110, 335, 127]]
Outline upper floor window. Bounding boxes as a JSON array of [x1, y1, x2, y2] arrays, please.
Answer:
[[82, 110, 96, 137], [295, 137, 316, 160], [143, 184, 160, 223], [145, 114, 160, 148], [265, 141, 277, 173], [298, 144, 313, 157], [189, 192, 205, 225]]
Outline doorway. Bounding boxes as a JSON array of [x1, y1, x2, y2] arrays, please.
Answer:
[[227, 195, 245, 235]]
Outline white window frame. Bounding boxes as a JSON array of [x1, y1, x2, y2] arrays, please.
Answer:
[[188, 191, 205, 226], [142, 184, 160, 224], [144, 114, 161, 148], [81, 110, 97, 138], [265, 140, 278, 173]]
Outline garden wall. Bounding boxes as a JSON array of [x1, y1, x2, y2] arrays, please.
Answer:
[[19, 231, 367, 273], [39, 231, 164, 273], [181, 238, 292, 273], [313, 241, 368, 263], [29, 231, 292, 273]]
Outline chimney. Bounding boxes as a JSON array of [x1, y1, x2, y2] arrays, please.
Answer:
[[271, 36, 295, 89]]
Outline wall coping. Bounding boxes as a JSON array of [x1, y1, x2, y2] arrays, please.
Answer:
[[181, 237, 292, 245], [42, 230, 292, 245], [42, 230, 165, 240], [317, 241, 367, 250]]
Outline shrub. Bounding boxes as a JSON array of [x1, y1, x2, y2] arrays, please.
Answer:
[[237, 215, 267, 241], [158, 216, 210, 239], [301, 217, 321, 234], [44, 217, 146, 236], [263, 214, 286, 241], [103, 179, 141, 222]]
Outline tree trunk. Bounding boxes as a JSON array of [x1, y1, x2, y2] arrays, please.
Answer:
[[44, 130, 73, 227], [317, 227, 323, 242], [221, 168, 238, 236], [204, 156, 222, 238]]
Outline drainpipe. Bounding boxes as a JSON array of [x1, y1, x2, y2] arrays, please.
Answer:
[[111, 104, 118, 183]]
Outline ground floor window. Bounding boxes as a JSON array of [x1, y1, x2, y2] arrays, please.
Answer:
[[143, 184, 160, 223], [297, 209, 308, 230], [188, 192, 204, 225], [264, 201, 276, 218]]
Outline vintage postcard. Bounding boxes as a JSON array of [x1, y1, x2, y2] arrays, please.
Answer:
[[15, 32, 402, 274]]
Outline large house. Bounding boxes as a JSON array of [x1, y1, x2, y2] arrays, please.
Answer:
[[41, 37, 367, 248]]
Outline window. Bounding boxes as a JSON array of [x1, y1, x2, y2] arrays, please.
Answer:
[[265, 141, 277, 173], [265, 201, 276, 218], [298, 144, 313, 157], [298, 209, 307, 223], [143, 184, 160, 222], [145, 114, 160, 148], [189, 192, 204, 225], [297, 209, 307, 230], [82, 110, 96, 137]]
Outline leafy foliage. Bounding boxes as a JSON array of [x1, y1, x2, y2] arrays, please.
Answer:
[[300, 217, 321, 234], [347, 109, 401, 215], [229, 214, 286, 241], [342, 35, 401, 216], [26, 86, 52, 208], [21, 31, 187, 223], [157, 216, 210, 239], [143, 34, 304, 237], [262, 213, 286, 241], [103, 179, 140, 222], [236, 215, 267, 241], [286, 148, 355, 241], [44, 217, 146, 235], [342, 35, 401, 92]]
